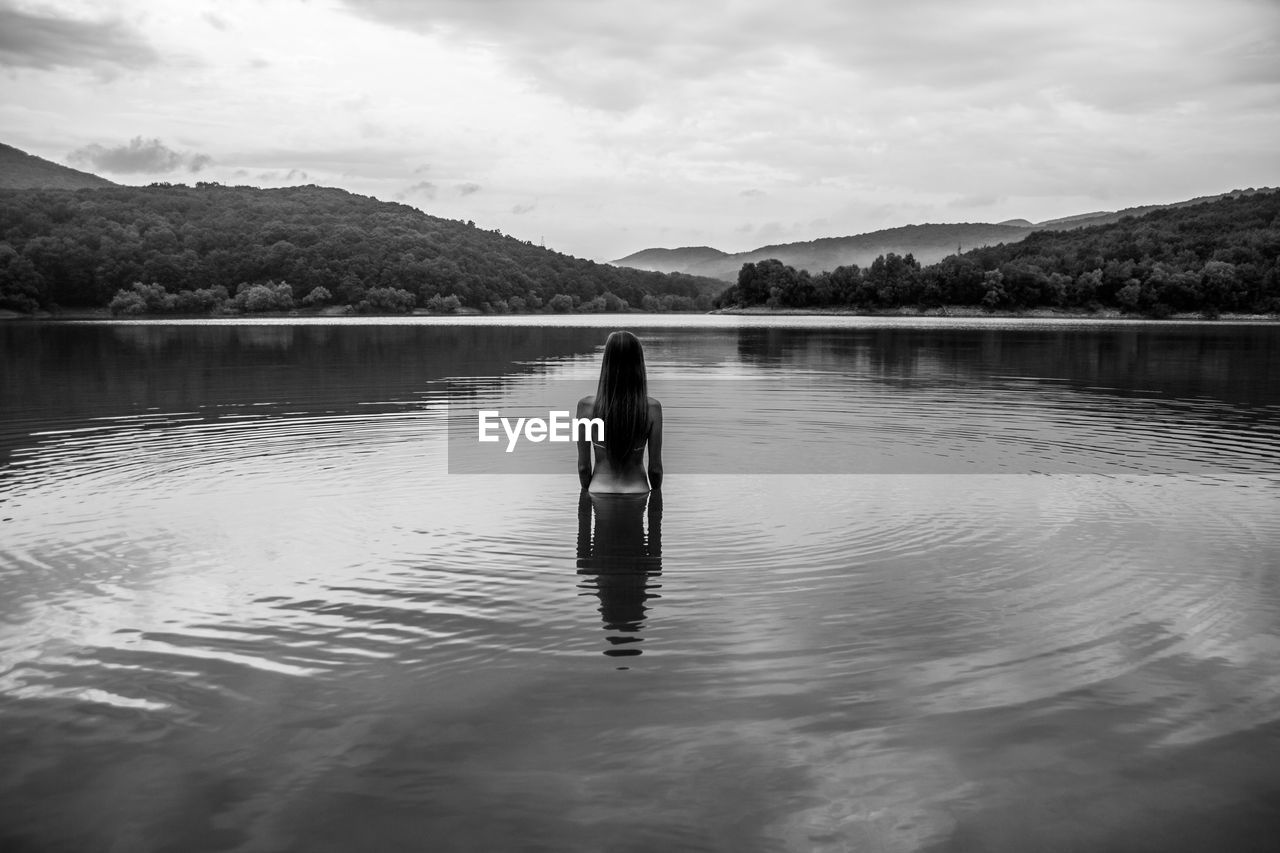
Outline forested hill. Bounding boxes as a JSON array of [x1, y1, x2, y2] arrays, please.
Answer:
[[0, 143, 116, 191], [715, 189, 1280, 317], [617, 188, 1278, 281], [0, 183, 721, 314]]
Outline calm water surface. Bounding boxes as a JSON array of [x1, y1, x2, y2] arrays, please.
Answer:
[[2, 316, 1279, 851]]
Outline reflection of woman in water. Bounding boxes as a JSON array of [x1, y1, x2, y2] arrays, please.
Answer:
[[577, 489, 662, 657], [577, 330, 663, 494]]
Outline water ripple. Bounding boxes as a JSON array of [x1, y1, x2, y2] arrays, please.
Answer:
[[3, 321, 1279, 851]]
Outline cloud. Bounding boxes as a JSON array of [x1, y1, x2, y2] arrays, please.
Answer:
[[740, 189, 766, 198], [457, 182, 482, 196], [752, 221, 786, 244], [404, 180, 437, 198], [511, 202, 536, 215], [338, 0, 768, 111], [337, 0, 1279, 118], [0, 5, 159, 71], [253, 169, 309, 183], [69, 137, 215, 175], [238, 145, 437, 176]]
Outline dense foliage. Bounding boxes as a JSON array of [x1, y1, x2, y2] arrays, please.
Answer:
[[0, 183, 717, 314], [715, 190, 1280, 316]]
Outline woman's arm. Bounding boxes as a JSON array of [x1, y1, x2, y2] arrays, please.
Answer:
[[576, 395, 594, 490], [647, 398, 663, 490], [646, 488, 662, 556], [577, 488, 593, 558]]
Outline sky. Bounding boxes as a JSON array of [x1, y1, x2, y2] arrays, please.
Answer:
[[1, 0, 1277, 262]]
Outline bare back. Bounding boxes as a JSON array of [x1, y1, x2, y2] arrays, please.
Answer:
[[577, 395, 663, 494]]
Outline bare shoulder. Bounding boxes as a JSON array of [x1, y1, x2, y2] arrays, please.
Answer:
[[647, 397, 663, 418], [577, 395, 595, 416]]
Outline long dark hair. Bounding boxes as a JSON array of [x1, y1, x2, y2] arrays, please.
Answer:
[[593, 331, 649, 467]]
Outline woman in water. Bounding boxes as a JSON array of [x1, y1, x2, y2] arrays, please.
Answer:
[[577, 330, 663, 493]]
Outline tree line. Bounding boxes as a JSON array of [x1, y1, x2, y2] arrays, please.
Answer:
[[0, 183, 717, 314], [715, 190, 1280, 317]]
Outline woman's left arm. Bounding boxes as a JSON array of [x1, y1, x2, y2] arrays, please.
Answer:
[[647, 398, 663, 490]]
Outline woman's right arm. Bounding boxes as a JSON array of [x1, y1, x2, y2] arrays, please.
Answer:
[[576, 395, 594, 490], [647, 398, 663, 490]]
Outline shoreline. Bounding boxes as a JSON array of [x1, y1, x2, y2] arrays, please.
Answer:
[[709, 305, 1280, 322], [3, 306, 1278, 323]]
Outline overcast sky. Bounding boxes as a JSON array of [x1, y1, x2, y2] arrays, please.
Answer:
[[2, 0, 1277, 261]]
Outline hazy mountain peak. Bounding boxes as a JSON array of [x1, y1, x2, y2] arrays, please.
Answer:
[[613, 188, 1279, 281], [611, 245, 731, 274]]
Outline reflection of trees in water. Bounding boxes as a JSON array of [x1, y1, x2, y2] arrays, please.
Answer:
[[0, 324, 605, 419], [734, 326, 1280, 406], [112, 324, 309, 352], [736, 327, 941, 378], [576, 490, 662, 659], [5, 323, 1277, 464], [735, 327, 790, 365]]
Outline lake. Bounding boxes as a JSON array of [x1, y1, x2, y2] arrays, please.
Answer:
[[2, 315, 1279, 852]]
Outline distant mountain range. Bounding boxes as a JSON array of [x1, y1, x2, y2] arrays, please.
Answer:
[[613, 191, 1276, 281], [0, 142, 116, 190]]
